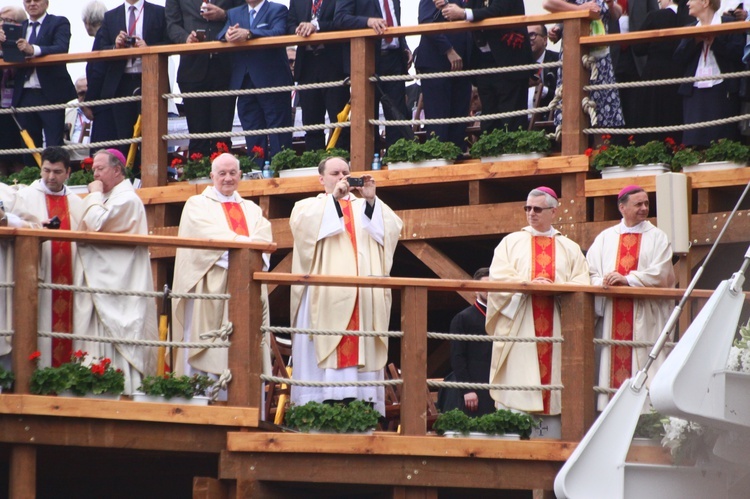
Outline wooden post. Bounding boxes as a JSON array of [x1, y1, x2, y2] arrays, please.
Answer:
[[399, 286, 428, 436], [10, 234, 39, 498], [227, 247, 264, 409], [349, 37, 376, 172], [559, 291, 595, 440], [140, 53, 169, 189], [560, 18, 589, 157]]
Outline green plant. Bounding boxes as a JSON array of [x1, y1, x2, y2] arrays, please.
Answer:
[[137, 372, 214, 399], [702, 139, 750, 164], [469, 128, 551, 159], [0, 365, 14, 391], [30, 350, 124, 396], [285, 400, 380, 433], [383, 135, 462, 164], [633, 140, 672, 166], [67, 169, 94, 186], [671, 147, 701, 170], [1, 166, 40, 186], [432, 408, 538, 439], [634, 411, 665, 440], [271, 147, 350, 173]]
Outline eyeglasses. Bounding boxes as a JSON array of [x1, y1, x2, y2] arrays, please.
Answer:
[[528, 32, 544, 40], [288, 59, 296, 64], [523, 206, 553, 213], [77, 91, 86, 97]]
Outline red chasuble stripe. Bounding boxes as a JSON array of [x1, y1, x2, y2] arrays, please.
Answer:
[[532, 236, 555, 414], [610, 233, 642, 390], [45, 194, 73, 367], [337, 198, 359, 369], [221, 202, 250, 237]]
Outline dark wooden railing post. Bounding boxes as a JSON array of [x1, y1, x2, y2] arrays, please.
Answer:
[[559, 291, 595, 440], [399, 286, 428, 436], [560, 18, 590, 157], [10, 234, 39, 498], [349, 37, 376, 172], [227, 247, 265, 409], [140, 53, 169, 189]]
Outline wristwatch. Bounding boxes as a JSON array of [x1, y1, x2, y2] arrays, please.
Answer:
[[0, 215, 7, 227], [246, 30, 252, 41]]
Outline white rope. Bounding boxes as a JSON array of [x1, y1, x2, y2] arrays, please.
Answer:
[[261, 374, 402, 387], [199, 322, 232, 342], [162, 79, 350, 100], [370, 105, 553, 127], [208, 369, 232, 401], [0, 137, 141, 156], [38, 283, 230, 301], [593, 387, 617, 394], [370, 61, 563, 82], [585, 68, 750, 91], [38, 331, 230, 348], [594, 338, 676, 348], [262, 326, 403, 338], [427, 332, 563, 343], [428, 380, 563, 391], [0, 331, 12, 336], [0, 96, 141, 116], [163, 121, 350, 141], [585, 111, 750, 135], [0, 282, 13, 289]]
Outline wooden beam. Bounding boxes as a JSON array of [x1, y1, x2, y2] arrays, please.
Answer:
[[400, 287, 428, 436], [12, 235, 39, 393], [401, 241, 473, 303], [268, 252, 293, 296], [140, 53, 169, 188], [560, 18, 588, 156], [10, 445, 35, 499], [193, 477, 228, 499], [350, 37, 375, 172]]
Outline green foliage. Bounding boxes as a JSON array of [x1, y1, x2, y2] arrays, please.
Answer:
[[271, 147, 350, 173], [0, 365, 14, 391], [634, 410, 666, 440], [702, 139, 750, 164], [469, 128, 551, 159], [383, 135, 462, 164], [67, 169, 95, 186], [30, 351, 125, 396], [285, 400, 380, 433], [592, 144, 637, 170], [137, 372, 214, 399], [181, 155, 212, 180], [671, 147, 701, 170], [633, 141, 672, 166], [432, 408, 538, 439], [0, 166, 41, 186]]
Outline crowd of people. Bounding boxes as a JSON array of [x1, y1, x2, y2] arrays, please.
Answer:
[[2, 0, 750, 177]]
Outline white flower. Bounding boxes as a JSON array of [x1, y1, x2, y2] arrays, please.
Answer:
[[726, 346, 741, 371], [740, 348, 750, 373]]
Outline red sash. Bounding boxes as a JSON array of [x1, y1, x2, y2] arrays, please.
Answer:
[[610, 233, 641, 389], [45, 194, 73, 367], [337, 198, 359, 369], [531, 236, 555, 414], [221, 202, 250, 237]]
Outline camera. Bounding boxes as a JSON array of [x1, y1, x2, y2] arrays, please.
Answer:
[[347, 177, 364, 187], [195, 29, 206, 42], [125, 36, 137, 47], [43, 216, 61, 230]]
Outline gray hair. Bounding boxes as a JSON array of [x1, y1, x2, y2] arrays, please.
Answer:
[[1, 6, 27, 23], [82, 1, 105, 26], [528, 188, 558, 208], [95, 150, 126, 176]]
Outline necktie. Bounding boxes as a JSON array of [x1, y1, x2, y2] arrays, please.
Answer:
[[128, 6, 136, 36], [28, 22, 39, 45], [249, 9, 256, 28], [382, 0, 394, 44]]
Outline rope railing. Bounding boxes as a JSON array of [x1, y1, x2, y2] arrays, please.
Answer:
[[0, 282, 13, 289], [426, 332, 563, 343], [428, 380, 563, 392], [262, 325, 403, 338], [370, 61, 563, 83], [594, 338, 677, 348], [163, 121, 351, 142], [162, 79, 350, 100], [260, 374, 402, 388], [38, 330, 231, 348], [38, 282, 230, 301]]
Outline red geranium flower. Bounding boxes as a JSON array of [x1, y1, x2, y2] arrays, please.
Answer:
[[90, 363, 105, 376], [665, 137, 675, 146], [74, 350, 86, 359], [584, 147, 594, 157], [190, 152, 203, 161], [81, 157, 94, 171], [209, 151, 220, 162], [600, 145, 609, 152], [216, 142, 230, 153], [251, 145, 265, 160], [171, 157, 184, 167], [102, 358, 112, 366], [28, 351, 41, 361]]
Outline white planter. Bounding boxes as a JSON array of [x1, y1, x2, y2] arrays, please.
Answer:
[[386, 159, 453, 170], [65, 185, 89, 195], [681, 161, 746, 173], [131, 392, 210, 405], [242, 170, 263, 180], [305, 429, 374, 435], [188, 177, 212, 185], [480, 153, 545, 163], [278, 166, 319, 178], [58, 390, 121, 400], [600, 164, 670, 179], [442, 431, 521, 440]]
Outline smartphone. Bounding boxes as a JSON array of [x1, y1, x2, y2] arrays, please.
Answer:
[[347, 177, 364, 187], [43, 216, 61, 230], [195, 29, 206, 42]]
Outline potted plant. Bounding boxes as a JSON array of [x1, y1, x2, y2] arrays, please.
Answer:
[[271, 147, 350, 178], [284, 400, 380, 433], [432, 408, 538, 440], [590, 135, 670, 178], [671, 146, 702, 172], [383, 135, 462, 170], [133, 372, 214, 405], [469, 127, 551, 163], [680, 139, 749, 173], [0, 365, 14, 393], [29, 350, 124, 399], [0, 166, 40, 187], [632, 410, 666, 445], [66, 157, 95, 194]]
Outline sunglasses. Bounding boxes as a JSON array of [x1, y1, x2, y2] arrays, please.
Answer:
[[523, 206, 553, 213]]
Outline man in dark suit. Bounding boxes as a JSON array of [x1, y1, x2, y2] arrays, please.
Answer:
[[527, 24, 559, 121], [218, 0, 293, 164], [288, 0, 350, 152], [416, 0, 473, 150], [441, 0, 533, 133], [334, 0, 413, 149], [12, 0, 76, 165], [166, 0, 244, 157], [86, 0, 167, 160]]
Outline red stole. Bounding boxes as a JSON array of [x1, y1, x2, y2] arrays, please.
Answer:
[[531, 236, 555, 414], [610, 233, 642, 390], [221, 202, 250, 237], [45, 194, 73, 367], [337, 198, 359, 369]]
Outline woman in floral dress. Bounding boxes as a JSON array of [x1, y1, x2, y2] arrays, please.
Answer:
[[544, 0, 626, 131]]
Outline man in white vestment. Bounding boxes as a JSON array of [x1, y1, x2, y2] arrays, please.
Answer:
[[73, 149, 157, 394], [63, 77, 93, 161], [587, 185, 675, 411], [17, 147, 84, 368], [289, 157, 402, 415], [172, 153, 273, 392], [486, 187, 589, 435], [0, 183, 40, 369]]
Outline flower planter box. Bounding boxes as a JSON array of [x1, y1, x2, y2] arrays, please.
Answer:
[[188, 177, 212, 185], [66, 185, 89, 195], [131, 393, 210, 405], [59, 390, 121, 401], [278, 166, 319, 178], [600, 164, 670, 179], [480, 153, 546, 163], [442, 431, 520, 440], [681, 161, 746, 173], [386, 159, 454, 170]]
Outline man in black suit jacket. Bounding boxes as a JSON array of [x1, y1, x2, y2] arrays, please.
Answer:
[[527, 24, 559, 121], [288, 0, 350, 151], [86, 0, 167, 161], [334, 0, 413, 149], [166, 0, 243, 157], [12, 0, 76, 164], [441, 0, 533, 133]]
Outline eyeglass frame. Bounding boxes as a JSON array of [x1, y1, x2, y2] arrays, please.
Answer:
[[523, 205, 554, 214]]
